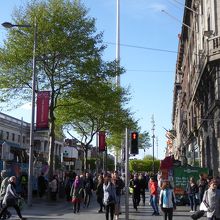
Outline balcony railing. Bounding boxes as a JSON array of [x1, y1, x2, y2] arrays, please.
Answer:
[[208, 35, 220, 61]]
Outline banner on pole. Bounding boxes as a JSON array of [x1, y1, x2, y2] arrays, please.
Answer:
[[36, 91, 50, 130], [99, 131, 106, 152]]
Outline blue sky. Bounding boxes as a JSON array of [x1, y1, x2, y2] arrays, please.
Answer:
[[0, 0, 184, 159]]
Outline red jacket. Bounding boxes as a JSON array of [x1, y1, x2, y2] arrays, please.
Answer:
[[149, 180, 158, 196]]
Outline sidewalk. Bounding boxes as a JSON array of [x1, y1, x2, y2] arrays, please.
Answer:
[[7, 193, 207, 219]]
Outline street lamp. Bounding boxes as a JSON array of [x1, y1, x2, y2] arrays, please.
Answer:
[[2, 18, 37, 207]]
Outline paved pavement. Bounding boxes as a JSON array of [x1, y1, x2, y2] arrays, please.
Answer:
[[7, 193, 207, 220]]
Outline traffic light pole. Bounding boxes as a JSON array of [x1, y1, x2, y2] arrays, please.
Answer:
[[125, 128, 129, 220]]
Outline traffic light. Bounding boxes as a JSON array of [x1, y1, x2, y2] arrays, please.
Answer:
[[130, 132, 138, 155]]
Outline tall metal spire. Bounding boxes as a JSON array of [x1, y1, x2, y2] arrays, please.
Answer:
[[116, 0, 120, 86]]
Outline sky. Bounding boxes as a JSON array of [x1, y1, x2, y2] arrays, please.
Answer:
[[0, 0, 184, 159]]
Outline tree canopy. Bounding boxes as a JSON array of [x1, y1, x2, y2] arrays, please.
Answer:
[[0, 0, 122, 176]]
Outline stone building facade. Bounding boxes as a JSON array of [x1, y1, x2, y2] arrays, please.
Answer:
[[172, 0, 220, 176], [0, 112, 63, 166]]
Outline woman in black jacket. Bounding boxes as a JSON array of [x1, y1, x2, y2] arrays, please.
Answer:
[[187, 177, 199, 212], [96, 175, 104, 213]]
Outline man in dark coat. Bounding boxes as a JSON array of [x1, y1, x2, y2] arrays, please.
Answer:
[[38, 172, 47, 198], [130, 173, 140, 211]]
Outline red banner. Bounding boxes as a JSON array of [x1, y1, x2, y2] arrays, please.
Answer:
[[36, 91, 50, 130], [99, 131, 106, 152]]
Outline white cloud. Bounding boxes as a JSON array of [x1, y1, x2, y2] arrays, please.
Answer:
[[20, 102, 32, 110]]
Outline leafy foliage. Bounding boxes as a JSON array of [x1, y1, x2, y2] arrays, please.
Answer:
[[0, 0, 123, 176], [129, 159, 160, 173]]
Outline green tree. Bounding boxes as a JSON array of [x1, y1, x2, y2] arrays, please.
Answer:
[[0, 0, 119, 177], [129, 159, 160, 173], [56, 83, 135, 170], [143, 154, 154, 161], [139, 131, 151, 151]]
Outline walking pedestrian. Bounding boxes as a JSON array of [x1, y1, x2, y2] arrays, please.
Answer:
[[159, 180, 176, 220], [112, 171, 124, 220], [37, 172, 47, 198], [139, 173, 147, 205], [83, 172, 94, 208], [70, 175, 83, 213], [49, 175, 58, 201], [103, 173, 116, 220], [203, 179, 220, 220], [198, 173, 208, 203], [149, 176, 160, 215], [130, 173, 140, 211], [96, 175, 104, 213], [0, 176, 26, 220], [0, 170, 11, 219], [187, 177, 199, 212]]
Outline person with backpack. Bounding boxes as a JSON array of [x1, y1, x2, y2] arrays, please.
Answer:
[[0, 170, 11, 219], [159, 180, 176, 220], [103, 173, 116, 220]]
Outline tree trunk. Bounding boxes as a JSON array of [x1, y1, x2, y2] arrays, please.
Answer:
[[84, 148, 88, 172], [48, 95, 56, 180]]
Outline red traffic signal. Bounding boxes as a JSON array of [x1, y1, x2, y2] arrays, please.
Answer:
[[130, 132, 138, 155], [132, 132, 137, 140]]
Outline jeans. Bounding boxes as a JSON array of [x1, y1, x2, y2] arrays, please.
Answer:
[[150, 195, 159, 214], [189, 194, 197, 211], [105, 203, 115, 220], [115, 195, 121, 215]]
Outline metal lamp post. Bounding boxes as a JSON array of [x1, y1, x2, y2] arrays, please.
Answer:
[[2, 19, 37, 206], [151, 115, 155, 175]]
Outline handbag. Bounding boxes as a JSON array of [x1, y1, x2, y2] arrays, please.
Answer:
[[199, 201, 209, 211], [72, 197, 80, 204], [191, 210, 205, 220], [17, 198, 26, 210]]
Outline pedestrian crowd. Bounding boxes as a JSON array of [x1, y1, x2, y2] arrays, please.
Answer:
[[0, 168, 220, 220], [187, 174, 220, 220]]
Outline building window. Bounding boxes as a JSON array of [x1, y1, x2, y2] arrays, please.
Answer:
[[12, 133, 15, 141], [6, 132, 9, 140], [18, 135, 20, 143], [23, 136, 25, 144]]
